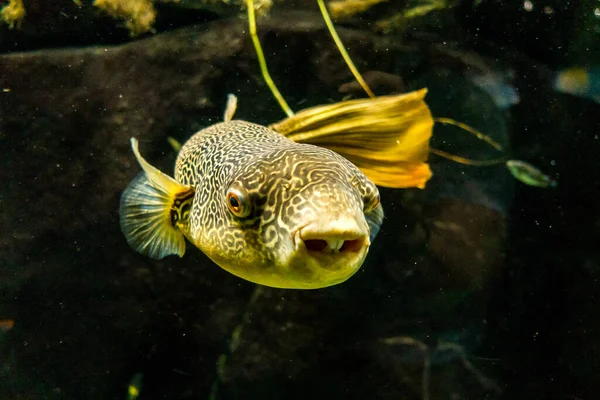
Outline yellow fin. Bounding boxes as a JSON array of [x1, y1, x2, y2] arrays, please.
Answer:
[[119, 138, 194, 259], [269, 89, 434, 189]]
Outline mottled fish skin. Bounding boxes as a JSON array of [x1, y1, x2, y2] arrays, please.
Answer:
[[174, 120, 381, 289]]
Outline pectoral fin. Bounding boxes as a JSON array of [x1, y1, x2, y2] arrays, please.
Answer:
[[119, 138, 195, 259], [366, 203, 384, 243], [270, 89, 434, 189]]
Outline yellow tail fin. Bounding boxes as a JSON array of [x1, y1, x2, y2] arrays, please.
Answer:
[[120, 138, 195, 259], [270, 89, 433, 189]]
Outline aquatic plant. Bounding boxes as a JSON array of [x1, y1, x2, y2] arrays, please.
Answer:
[[93, 0, 157, 36], [0, 0, 25, 29]]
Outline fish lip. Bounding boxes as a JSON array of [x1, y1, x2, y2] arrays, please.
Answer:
[[293, 227, 307, 252]]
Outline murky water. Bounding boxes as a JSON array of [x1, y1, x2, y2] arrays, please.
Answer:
[[0, 1, 599, 399]]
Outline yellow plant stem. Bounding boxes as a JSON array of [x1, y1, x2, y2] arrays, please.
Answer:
[[430, 148, 506, 166], [316, 0, 376, 99], [434, 117, 503, 151], [246, 0, 294, 117]]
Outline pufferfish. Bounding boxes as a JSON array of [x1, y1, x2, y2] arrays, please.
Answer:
[[120, 92, 433, 289]]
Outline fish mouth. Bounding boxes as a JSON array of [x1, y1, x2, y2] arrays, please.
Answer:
[[300, 236, 366, 254], [293, 223, 370, 270]]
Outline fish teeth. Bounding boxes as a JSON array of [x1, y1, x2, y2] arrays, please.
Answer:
[[326, 239, 345, 252]]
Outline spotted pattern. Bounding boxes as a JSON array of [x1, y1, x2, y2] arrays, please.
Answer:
[[173, 120, 379, 268]]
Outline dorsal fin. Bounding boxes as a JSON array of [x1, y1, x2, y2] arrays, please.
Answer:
[[119, 138, 195, 259], [223, 94, 238, 122], [269, 89, 433, 189]]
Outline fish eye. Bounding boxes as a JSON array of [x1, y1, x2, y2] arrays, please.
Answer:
[[226, 186, 251, 218]]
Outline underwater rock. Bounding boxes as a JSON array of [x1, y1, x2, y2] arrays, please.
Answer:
[[0, 11, 497, 399], [7, 6, 590, 399]]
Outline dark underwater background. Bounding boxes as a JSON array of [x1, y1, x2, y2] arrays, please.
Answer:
[[0, 0, 599, 399]]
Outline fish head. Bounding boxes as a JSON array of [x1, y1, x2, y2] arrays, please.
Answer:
[[202, 144, 381, 289]]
